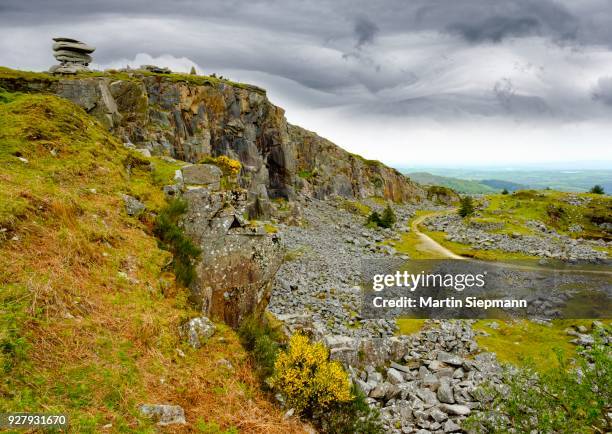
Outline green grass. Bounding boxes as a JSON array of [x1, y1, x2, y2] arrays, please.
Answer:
[[396, 319, 427, 335], [384, 210, 448, 259], [341, 199, 372, 217], [479, 190, 611, 240], [0, 66, 265, 95], [0, 89, 301, 433], [426, 231, 539, 261], [297, 169, 315, 180], [473, 320, 610, 372]]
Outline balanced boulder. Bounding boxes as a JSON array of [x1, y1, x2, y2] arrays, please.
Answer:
[[49, 37, 96, 74]]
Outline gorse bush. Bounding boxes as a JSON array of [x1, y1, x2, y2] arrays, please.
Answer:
[[239, 321, 384, 433], [590, 184, 605, 194], [199, 155, 242, 177], [153, 198, 201, 286], [271, 334, 352, 418]]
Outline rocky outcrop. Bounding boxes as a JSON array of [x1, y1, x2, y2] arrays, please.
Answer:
[[0, 69, 424, 206], [49, 37, 95, 74], [288, 125, 424, 202], [180, 187, 282, 327]]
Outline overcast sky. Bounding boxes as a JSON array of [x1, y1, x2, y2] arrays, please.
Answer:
[[1, 0, 612, 169]]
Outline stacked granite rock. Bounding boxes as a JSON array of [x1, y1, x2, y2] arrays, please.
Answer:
[[49, 37, 95, 74]]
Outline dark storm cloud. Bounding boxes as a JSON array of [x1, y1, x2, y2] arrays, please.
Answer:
[[354, 17, 379, 47], [1, 0, 612, 121], [446, 16, 541, 43]]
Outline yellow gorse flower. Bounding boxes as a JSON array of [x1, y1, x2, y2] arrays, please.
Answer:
[[270, 333, 352, 415], [200, 155, 242, 177]]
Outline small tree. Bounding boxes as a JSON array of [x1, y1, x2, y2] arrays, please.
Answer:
[[379, 205, 397, 229], [458, 196, 475, 218], [366, 211, 381, 227], [501, 188, 509, 195], [190, 66, 197, 75], [590, 185, 605, 194]]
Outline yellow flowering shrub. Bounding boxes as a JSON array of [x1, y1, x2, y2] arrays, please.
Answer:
[[200, 155, 242, 177], [270, 334, 352, 416]]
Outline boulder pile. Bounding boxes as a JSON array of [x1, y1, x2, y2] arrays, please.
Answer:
[[49, 37, 95, 74]]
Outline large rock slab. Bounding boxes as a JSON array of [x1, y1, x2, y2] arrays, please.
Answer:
[[181, 164, 222, 188], [182, 188, 282, 327]]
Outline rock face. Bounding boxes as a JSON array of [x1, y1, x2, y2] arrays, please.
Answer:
[[181, 164, 222, 188], [49, 38, 95, 74], [180, 188, 282, 327], [0, 71, 424, 206]]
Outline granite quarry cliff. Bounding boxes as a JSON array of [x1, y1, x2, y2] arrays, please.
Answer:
[[0, 67, 424, 205], [0, 66, 424, 328]]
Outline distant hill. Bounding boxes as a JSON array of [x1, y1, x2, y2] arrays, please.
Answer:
[[406, 172, 499, 194], [402, 167, 612, 193], [479, 179, 526, 192]]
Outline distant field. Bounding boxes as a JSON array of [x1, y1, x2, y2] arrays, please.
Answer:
[[403, 168, 612, 193]]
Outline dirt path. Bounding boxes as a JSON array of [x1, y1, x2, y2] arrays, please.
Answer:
[[411, 210, 612, 276], [410, 211, 464, 260]]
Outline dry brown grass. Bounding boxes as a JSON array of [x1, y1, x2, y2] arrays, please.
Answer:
[[0, 91, 308, 433]]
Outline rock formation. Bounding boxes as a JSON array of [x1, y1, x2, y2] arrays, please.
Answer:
[[0, 68, 424, 327], [0, 70, 424, 206], [178, 167, 283, 327], [49, 37, 95, 74]]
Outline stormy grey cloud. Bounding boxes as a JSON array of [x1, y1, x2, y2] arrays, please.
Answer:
[[592, 77, 612, 106], [447, 17, 541, 43], [0, 0, 611, 167], [354, 17, 379, 47]]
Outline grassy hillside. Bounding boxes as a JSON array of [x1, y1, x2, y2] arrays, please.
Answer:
[[478, 189, 612, 240], [406, 172, 499, 194], [0, 89, 304, 432]]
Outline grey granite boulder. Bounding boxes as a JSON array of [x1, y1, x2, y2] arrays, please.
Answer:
[[180, 316, 216, 348], [138, 404, 186, 426], [121, 194, 145, 217], [181, 164, 222, 189]]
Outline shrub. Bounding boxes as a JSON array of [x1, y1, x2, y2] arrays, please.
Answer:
[[298, 169, 315, 180], [238, 315, 284, 381], [270, 334, 352, 417], [590, 185, 605, 194], [379, 205, 397, 228], [153, 198, 201, 287], [199, 155, 242, 177], [464, 340, 611, 433], [501, 188, 509, 195], [366, 211, 381, 227], [315, 384, 384, 434], [366, 206, 396, 229], [458, 196, 475, 218]]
